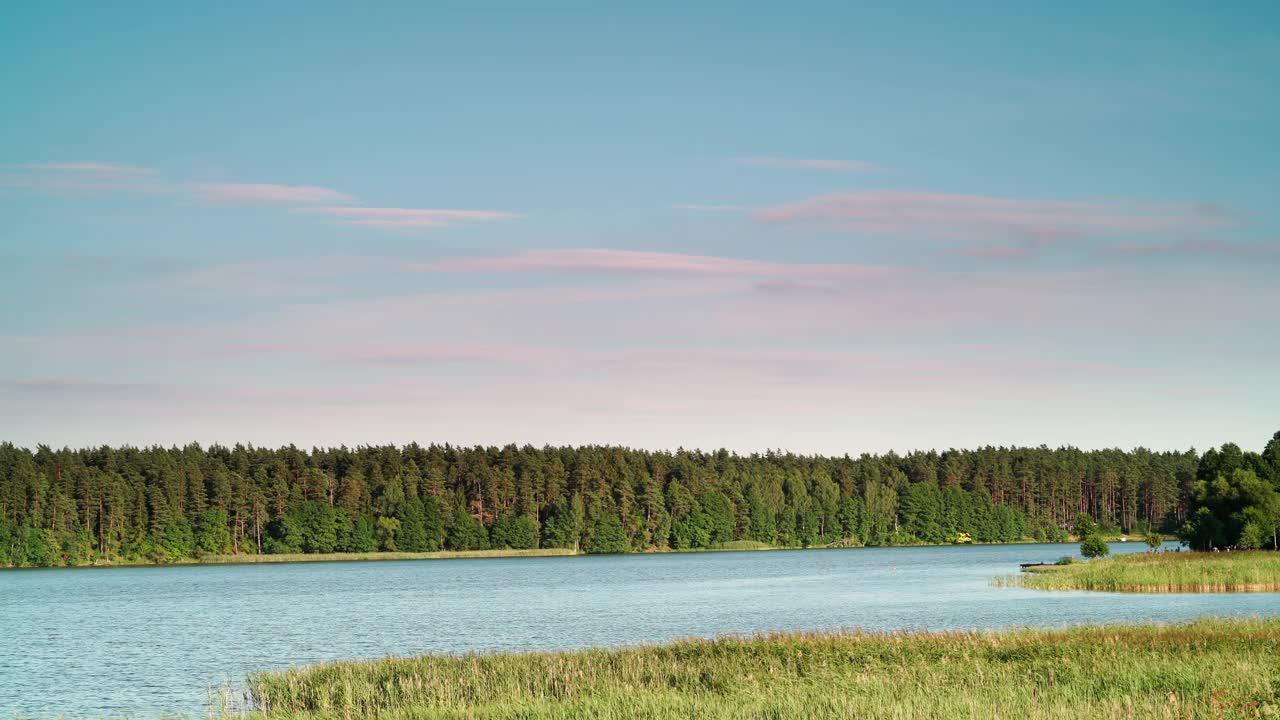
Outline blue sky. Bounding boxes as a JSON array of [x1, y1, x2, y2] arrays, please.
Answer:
[[2, 1, 1277, 453]]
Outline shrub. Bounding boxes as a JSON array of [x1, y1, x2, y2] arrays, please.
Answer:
[[1080, 534, 1110, 559]]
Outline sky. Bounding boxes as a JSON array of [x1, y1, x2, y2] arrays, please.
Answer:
[[2, 1, 1278, 454]]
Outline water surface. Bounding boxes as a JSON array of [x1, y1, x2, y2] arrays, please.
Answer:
[[1, 541, 1274, 717]]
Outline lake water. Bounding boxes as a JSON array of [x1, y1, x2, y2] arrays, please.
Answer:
[[1, 541, 1275, 717]]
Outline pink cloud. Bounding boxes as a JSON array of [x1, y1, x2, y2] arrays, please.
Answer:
[[406, 249, 891, 279], [753, 191, 1234, 242], [737, 156, 879, 172], [298, 206, 521, 228], [187, 183, 356, 205], [1106, 238, 1280, 257]]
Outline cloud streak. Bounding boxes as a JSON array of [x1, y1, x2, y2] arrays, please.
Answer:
[[2, 162, 355, 207], [753, 191, 1235, 242], [405, 249, 892, 279], [3, 160, 521, 226], [186, 183, 357, 205], [299, 207, 521, 228]]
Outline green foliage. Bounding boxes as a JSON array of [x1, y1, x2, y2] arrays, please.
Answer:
[[421, 495, 446, 551], [264, 514, 304, 554], [445, 505, 487, 551], [901, 482, 945, 544], [1143, 532, 1163, 550], [194, 509, 232, 555], [1071, 512, 1098, 539], [862, 478, 898, 546], [295, 502, 340, 554], [0, 435, 1270, 567], [1237, 507, 1270, 550], [698, 490, 735, 545], [346, 515, 377, 553], [1080, 534, 1110, 559], [746, 489, 776, 544], [490, 514, 539, 550], [584, 513, 629, 554], [21, 527, 57, 567], [837, 495, 863, 543], [159, 518, 194, 561], [396, 499, 431, 553], [375, 516, 401, 552], [1179, 466, 1279, 550], [541, 497, 583, 550], [671, 510, 714, 549]]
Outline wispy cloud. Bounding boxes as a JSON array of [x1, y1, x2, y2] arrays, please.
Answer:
[[1105, 238, 1280, 257], [0, 162, 165, 192], [753, 191, 1235, 242], [186, 183, 357, 205], [299, 207, 521, 228], [736, 156, 879, 172], [4, 160, 520, 227], [405, 249, 891, 279], [2, 162, 354, 207]]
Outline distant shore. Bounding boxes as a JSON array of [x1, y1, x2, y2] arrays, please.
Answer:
[[3, 537, 1098, 570]]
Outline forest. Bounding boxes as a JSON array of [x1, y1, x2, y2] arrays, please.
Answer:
[[1, 433, 1277, 567]]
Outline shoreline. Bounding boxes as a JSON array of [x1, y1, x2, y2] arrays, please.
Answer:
[[0, 537, 1094, 571]]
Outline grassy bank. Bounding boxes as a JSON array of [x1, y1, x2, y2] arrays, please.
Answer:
[[244, 618, 1280, 719], [999, 551, 1280, 593]]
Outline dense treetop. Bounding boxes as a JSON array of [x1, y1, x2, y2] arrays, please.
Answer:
[[1, 433, 1276, 567]]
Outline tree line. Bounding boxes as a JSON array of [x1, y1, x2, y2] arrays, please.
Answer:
[[1, 433, 1277, 567]]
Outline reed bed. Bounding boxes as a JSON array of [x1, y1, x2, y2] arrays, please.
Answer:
[[999, 551, 1280, 593], [244, 618, 1280, 719]]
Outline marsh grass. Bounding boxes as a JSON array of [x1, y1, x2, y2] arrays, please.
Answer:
[[997, 551, 1280, 593], [244, 618, 1280, 719]]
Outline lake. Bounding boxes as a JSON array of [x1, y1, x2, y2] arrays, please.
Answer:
[[1, 541, 1275, 717]]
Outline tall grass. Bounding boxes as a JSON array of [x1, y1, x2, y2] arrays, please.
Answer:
[[244, 617, 1280, 719], [999, 551, 1280, 592]]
